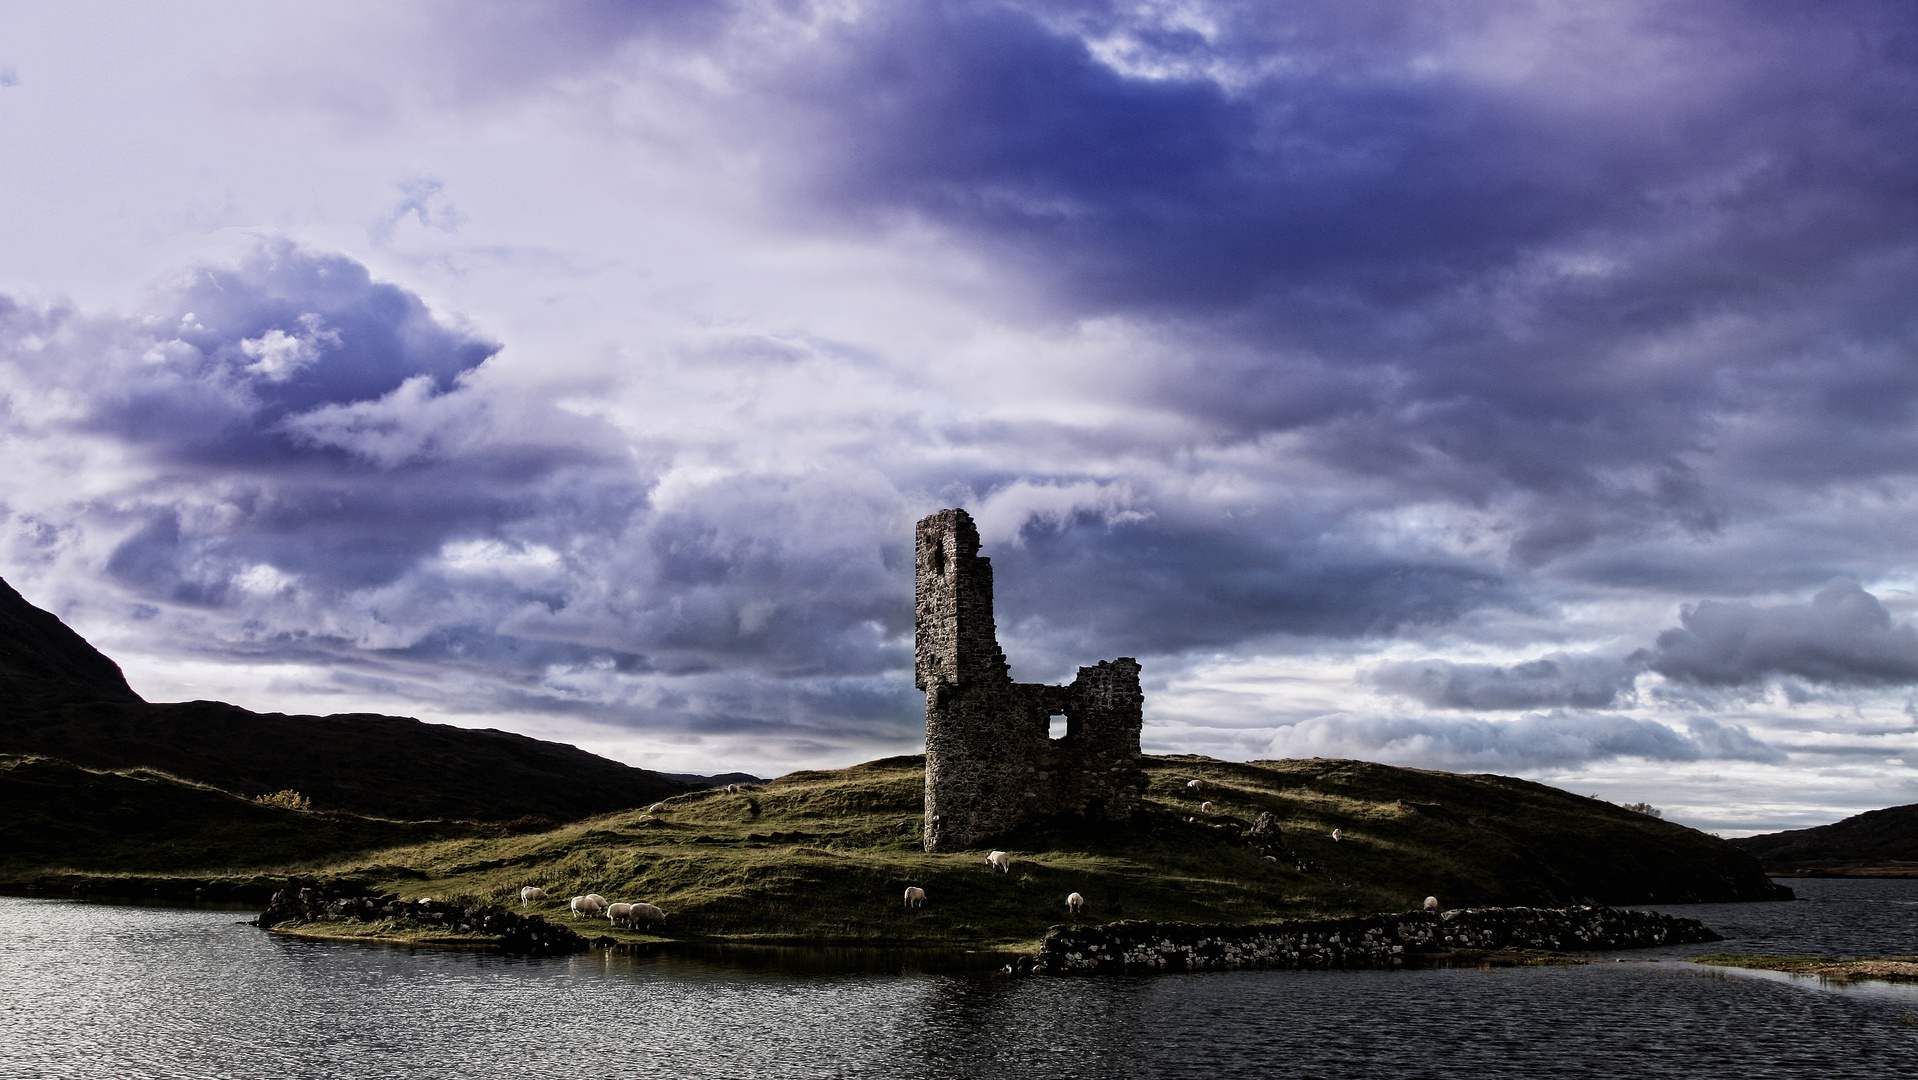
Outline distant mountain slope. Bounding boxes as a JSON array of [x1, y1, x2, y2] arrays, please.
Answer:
[[1, 700, 695, 821], [0, 578, 142, 709], [660, 771, 769, 787], [0, 575, 694, 821], [1730, 803, 1918, 876]]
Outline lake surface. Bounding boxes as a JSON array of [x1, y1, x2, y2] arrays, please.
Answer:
[[3, 879, 1914, 1079]]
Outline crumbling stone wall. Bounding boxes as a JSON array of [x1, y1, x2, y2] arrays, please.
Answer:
[[917, 509, 1146, 852], [1028, 905, 1722, 975]]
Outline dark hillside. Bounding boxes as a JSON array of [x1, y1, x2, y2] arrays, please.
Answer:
[[0, 699, 694, 822], [0, 754, 482, 877], [0, 578, 141, 709], [1730, 803, 1918, 876], [0, 574, 694, 821]]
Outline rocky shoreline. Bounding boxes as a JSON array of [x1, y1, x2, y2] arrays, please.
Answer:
[[250, 879, 1721, 974], [255, 878, 601, 955], [1022, 905, 1721, 976]]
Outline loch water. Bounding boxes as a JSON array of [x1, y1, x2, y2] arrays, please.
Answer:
[[2, 879, 1914, 1079]]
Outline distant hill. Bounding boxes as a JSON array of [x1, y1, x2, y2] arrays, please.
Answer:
[[0, 575, 694, 821], [0, 754, 482, 877], [2, 700, 696, 822], [1730, 803, 1918, 877], [660, 771, 769, 787]]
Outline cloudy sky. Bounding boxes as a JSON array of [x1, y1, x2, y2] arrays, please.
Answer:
[[2, 1, 1914, 832]]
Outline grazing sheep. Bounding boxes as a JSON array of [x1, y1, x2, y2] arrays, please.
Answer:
[[1186, 779, 1203, 791], [586, 893, 608, 908], [606, 902, 635, 927], [520, 886, 549, 906], [986, 850, 1012, 873], [571, 895, 607, 918], [1066, 892, 1084, 915], [627, 902, 666, 927], [1424, 896, 1440, 911], [415, 897, 434, 904], [648, 803, 666, 813], [903, 886, 926, 908], [1332, 829, 1342, 842], [1201, 801, 1215, 813]]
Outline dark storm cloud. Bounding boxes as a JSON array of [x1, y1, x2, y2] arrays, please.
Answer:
[[983, 513, 1512, 681], [387, 0, 1918, 585], [1650, 578, 1918, 688], [1369, 579, 1918, 711], [743, 0, 1918, 566], [87, 242, 500, 466], [1369, 653, 1643, 712], [1272, 711, 1783, 769]]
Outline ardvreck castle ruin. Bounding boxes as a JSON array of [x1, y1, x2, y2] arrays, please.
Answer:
[[916, 509, 1146, 853]]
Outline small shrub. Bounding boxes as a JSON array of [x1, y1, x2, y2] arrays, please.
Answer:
[[255, 790, 312, 812], [1622, 802, 1662, 819]]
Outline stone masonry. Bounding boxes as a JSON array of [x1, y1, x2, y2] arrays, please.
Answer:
[[917, 509, 1146, 853], [1028, 905, 1722, 975]]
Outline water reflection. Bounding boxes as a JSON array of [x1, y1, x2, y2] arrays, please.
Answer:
[[2, 879, 1915, 1079]]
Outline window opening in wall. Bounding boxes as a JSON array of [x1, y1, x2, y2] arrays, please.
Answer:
[[932, 539, 946, 577], [1049, 714, 1068, 741]]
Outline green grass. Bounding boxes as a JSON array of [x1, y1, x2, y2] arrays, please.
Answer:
[[4, 752, 1783, 948]]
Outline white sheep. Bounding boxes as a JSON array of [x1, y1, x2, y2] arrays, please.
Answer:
[[648, 802, 666, 813], [627, 902, 666, 926], [1201, 801, 1215, 813], [1424, 896, 1440, 911], [904, 886, 926, 908], [1332, 828, 1342, 842], [570, 895, 607, 918], [1186, 779, 1203, 791], [606, 902, 635, 927], [520, 886, 549, 906], [586, 893, 608, 908], [1066, 892, 1084, 914], [986, 850, 1012, 873]]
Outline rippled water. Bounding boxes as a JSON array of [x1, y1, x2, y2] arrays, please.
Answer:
[[3, 879, 1914, 1079]]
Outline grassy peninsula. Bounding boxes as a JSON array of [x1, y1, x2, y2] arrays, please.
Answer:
[[1690, 954, 1918, 983], [5, 751, 1783, 949]]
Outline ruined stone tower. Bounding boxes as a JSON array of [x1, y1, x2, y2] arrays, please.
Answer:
[[916, 508, 1146, 853]]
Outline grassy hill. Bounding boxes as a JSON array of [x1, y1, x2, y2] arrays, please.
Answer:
[[0, 754, 485, 898], [1, 750, 1787, 947], [1731, 803, 1918, 877]]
